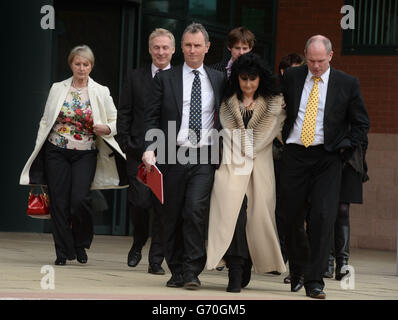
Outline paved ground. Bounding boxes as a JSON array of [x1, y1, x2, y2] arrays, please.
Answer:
[[0, 232, 397, 300]]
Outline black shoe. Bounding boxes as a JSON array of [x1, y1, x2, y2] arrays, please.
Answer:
[[183, 273, 201, 290], [148, 263, 165, 275], [241, 259, 252, 288], [290, 275, 304, 292], [127, 249, 142, 267], [306, 287, 326, 299], [323, 270, 334, 278], [166, 274, 184, 288], [76, 247, 88, 264], [227, 267, 243, 293], [335, 263, 349, 280], [267, 271, 282, 275], [216, 266, 224, 271], [54, 258, 66, 265]]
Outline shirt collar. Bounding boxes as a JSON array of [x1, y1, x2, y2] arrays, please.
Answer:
[[307, 67, 330, 83], [183, 62, 205, 76], [151, 63, 171, 77]]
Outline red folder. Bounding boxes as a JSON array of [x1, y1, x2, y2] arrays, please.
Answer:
[[137, 163, 164, 204]]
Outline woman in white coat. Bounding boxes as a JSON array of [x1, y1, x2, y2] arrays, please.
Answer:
[[206, 53, 286, 292], [20, 45, 127, 265]]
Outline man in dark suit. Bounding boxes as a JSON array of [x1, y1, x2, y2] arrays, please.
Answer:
[[142, 23, 225, 290], [116, 28, 175, 275], [279, 35, 369, 299], [211, 26, 255, 79]]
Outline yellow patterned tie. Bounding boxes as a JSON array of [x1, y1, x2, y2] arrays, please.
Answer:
[[301, 76, 321, 148]]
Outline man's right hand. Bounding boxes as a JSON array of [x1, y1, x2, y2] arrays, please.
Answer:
[[142, 151, 156, 171]]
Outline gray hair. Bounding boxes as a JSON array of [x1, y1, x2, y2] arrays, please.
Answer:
[[182, 22, 209, 44], [68, 45, 95, 67], [305, 35, 332, 54], [149, 28, 175, 48]]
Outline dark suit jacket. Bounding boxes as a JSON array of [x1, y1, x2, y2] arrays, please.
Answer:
[[210, 56, 230, 79], [116, 65, 157, 156], [144, 64, 226, 159], [281, 65, 370, 153]]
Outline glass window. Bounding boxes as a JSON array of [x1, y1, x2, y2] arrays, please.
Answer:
[[342, 0, 398, 55], [234, 0, 275, 36], [143, 0, 186, 16], [189, 0, 231, 26]]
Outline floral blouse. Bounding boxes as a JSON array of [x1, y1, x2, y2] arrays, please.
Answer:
[[48, 86, 96, 150]]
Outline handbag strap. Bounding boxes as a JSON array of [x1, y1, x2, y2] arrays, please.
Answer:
[[29, 186, 49, 203]]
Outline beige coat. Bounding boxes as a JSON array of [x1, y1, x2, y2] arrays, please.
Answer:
[[20, 77, 127, 190], [206, 94, 287, 274]]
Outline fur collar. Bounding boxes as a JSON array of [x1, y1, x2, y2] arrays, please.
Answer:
[[220, 94, 283, 156]]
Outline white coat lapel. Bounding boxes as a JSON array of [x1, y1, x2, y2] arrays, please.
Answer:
[[88, 77, 101, 125], [49, 77, 72, 126]]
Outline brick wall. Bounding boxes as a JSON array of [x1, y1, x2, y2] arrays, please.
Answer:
[[276, 0, 398, 250]]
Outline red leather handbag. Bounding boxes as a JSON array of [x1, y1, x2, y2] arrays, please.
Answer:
[[27, 186, 50, 219]]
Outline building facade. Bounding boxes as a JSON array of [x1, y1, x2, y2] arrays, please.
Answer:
[[2, 0, 278, 235], [3, 0, 397, 251]]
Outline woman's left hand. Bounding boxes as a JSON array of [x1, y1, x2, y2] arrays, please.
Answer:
[[93, 124, 111, 136]]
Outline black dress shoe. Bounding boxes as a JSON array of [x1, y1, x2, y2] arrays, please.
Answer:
[[127, 249, 142, 267], [216, 266, 224, 271], [76, 247, 88, 264], [54, 258, 66, 265], [323, 270, 333, 278], [148, 263, 165, 275], [306, 287, 326, 299], [166, 274, 184, 288], [267, 271, 282, 275], [183, 273, 201, 290], [335, 264, 349, 280], [290, 275, 304, 292]]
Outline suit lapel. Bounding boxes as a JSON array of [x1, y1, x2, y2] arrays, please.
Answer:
[[170, 65, 183, 118], [324, 67, 337, 120], [293, 65, 307, 118]]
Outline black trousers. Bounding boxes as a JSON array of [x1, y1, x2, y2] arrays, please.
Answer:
[[44, 141, 97, 260], [126, 148, 164, 264], [278, 144, 342, 289], [157, 153, 215, 277]]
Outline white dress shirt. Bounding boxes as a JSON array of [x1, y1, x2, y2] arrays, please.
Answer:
[[286, 67, 330, 146], [151, 63, 171, 78], [177, 63, 215, 147]]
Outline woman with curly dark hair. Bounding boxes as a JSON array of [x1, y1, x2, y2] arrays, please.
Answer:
[[206, 52, 286, 292]]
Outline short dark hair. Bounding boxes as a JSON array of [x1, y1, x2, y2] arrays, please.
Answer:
[[224, 52, 280, 101], [227, 26, 255, 49], [278, 53, 305, 74], [182, 22, 209, 44]]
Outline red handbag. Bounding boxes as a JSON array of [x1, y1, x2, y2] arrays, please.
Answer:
[[27, 186, 50, 219]]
